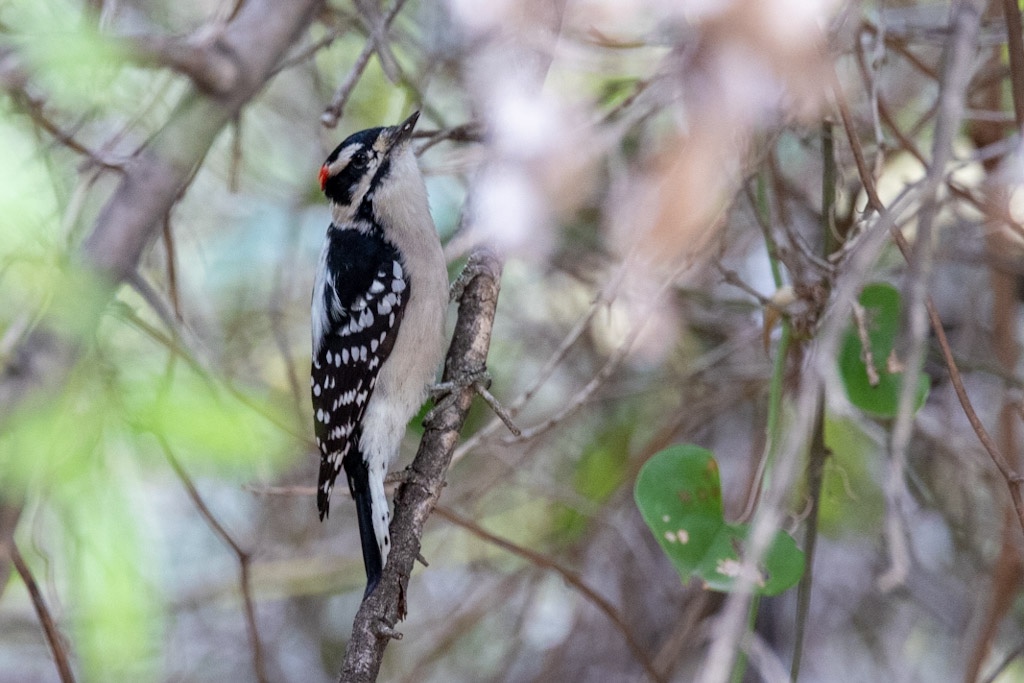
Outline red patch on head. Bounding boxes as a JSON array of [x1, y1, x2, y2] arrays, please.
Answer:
[[318, 165, 329, 191]]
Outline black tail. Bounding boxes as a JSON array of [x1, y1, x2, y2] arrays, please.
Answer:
[[343, 453, 383, 598]]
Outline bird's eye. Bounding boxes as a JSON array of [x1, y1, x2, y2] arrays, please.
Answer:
[[352, 151, 369, 168]]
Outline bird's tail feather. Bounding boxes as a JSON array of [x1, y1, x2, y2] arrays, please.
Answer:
[[343, 452, 384, 597]]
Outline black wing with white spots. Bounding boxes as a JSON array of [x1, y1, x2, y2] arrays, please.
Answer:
[[312, 227, 409, 519]]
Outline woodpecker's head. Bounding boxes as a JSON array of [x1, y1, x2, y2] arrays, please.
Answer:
[[319, 111, 421, 220]]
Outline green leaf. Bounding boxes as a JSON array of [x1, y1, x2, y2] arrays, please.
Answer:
[[838, 283, 929, 418], [635, 445, 804, 596]]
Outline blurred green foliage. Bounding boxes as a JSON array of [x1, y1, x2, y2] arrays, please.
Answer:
[[0, 4, 297, 679], [819, 416, 886, 537], [3, 0, 128, 110]]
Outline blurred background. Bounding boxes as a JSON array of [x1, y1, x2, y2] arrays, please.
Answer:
[[2, 0, 1024, 681]]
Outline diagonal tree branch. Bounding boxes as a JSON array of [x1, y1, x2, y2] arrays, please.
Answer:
[[81, 0, 320, 282], [339, 247, 503, 682]]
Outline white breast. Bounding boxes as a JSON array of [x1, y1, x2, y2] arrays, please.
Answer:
[[358, 146, 449, 467]]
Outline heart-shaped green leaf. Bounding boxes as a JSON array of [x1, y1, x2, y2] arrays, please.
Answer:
[[635, 445, 804, 596]]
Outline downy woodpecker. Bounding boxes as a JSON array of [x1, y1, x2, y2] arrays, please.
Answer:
[[312, 111, 448, 596]]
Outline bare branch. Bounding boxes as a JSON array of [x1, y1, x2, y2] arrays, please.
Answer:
[[338, 247, 502, 682], [321, 0, 410, 128], [82, 0, 320, 281], [119, 30, 240, 95], [158, 436, 267, 683], [10, 543, 76, 683]]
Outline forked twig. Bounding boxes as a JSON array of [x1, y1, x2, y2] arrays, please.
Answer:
[[157, 436, 268, 683]]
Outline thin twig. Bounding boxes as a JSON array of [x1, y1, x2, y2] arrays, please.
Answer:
[[473, 381, 521, 437], [1001, 0, 1024, 128], [354, 0, 400, 83], [501, 255, 706, 446], [271, 19, 350, 76], [851, 301, 880, 386], [157, 436, 268, 683], [414, 122, 484, 154], [450, 271, 618, 462], [834, 20, 1024, 538], [926, 298, 1024, 518], [267, 217, 307, 428], [229, 114, 243, 193], [433, 505, 665, 683], [8, 90, 125, 170], [11, 542, 76, 683], [321, 0, 410, 127]]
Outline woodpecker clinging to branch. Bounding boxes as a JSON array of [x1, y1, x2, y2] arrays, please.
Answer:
[[312, 111, 449, 596]]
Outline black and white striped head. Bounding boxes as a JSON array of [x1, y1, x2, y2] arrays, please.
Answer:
[[318, 111, 420, 221]]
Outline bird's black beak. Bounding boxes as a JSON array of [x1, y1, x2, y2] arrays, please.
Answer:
[[389, 110, 420, 148]]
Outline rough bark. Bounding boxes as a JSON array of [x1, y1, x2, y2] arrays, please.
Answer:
[[339, 248, 503, 682]]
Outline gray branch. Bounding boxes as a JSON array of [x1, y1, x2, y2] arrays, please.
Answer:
[[82, 0, 320, 281], [338, 248, 503, 682]]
